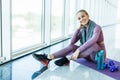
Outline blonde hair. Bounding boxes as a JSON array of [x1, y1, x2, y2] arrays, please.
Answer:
[[76, 9, 89, 16]]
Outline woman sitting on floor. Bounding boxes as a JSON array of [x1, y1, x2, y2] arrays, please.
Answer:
[[32, 9, 106, 66]]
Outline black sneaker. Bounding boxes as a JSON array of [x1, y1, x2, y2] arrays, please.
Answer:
[[54, 57, 69, 66], [32, 53, 51, 66]]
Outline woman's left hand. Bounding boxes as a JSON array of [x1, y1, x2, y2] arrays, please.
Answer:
[[72, 49, 80, 60]]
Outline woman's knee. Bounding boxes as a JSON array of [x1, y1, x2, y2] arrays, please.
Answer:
[[94, 43, 101, 49], [78, 43, 101, 58]]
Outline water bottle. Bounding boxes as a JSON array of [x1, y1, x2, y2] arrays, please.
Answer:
[[95, 50, 104, 70]]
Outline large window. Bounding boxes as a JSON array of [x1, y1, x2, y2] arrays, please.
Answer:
[[0, 0, 119, 64], [69, 0, 76, 34], [51, 0, 64, 40], [12, 0, 43, 52]]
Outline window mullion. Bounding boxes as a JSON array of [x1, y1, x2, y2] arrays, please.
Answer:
[[1, 0, 11, 62], [44, 0, 51, 45], [0, 0, 2, 58]]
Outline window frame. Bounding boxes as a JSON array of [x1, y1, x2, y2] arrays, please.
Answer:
[[1, 0, 11, 62], [0, 0, 2, 58]]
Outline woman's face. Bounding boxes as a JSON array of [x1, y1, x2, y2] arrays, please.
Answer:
[[77, 12, 89, 26]]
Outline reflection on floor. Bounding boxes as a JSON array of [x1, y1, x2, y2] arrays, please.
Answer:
[[0, 24, 120, 80], [35, 61, 114, 80]]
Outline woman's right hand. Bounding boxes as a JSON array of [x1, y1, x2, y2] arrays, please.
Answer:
[[71, 49, 80, 60], [78, 23, 83, 29]]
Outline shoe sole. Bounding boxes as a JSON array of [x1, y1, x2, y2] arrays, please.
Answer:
[[32, 54, 49, 66], [40, 59, 49, 66]]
